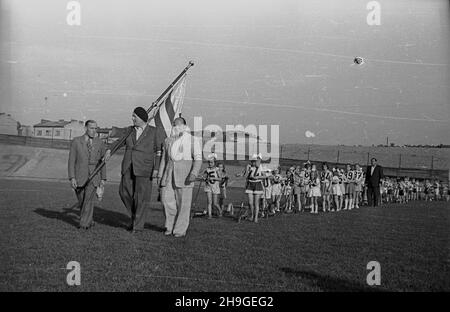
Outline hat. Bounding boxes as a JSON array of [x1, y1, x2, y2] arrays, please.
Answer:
[[251, 153, 262, 160], [133, 107, 148, 123], [207, 153, 217, 160]]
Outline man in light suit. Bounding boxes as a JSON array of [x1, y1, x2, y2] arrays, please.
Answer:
[[365, 157, 384, 207], [157, 117, 202, 237], [68, 120, 106, 229], [106, 107, 163, 233]]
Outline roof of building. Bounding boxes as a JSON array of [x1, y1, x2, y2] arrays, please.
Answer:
[[97, 127, 112, 133], [33, 119, 83, 128]]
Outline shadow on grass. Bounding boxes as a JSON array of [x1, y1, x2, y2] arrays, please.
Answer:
[[280, 268, 387, 292], [34, 205, 165, 232], [144, 223, 165, 232]]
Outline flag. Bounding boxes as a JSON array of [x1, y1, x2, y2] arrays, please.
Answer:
[[149, 74, 187, 139]]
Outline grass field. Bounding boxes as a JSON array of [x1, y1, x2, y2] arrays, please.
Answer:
[[0, 178, 449, 292]]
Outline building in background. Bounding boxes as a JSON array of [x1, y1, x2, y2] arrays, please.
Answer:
[[0, 113, 20, 135], [18, 125, 33, 136], [33, 119, 85, 140], [97, 127, 113, 144]]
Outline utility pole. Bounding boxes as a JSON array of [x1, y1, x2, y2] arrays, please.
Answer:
[[430, 156, 434, 178]]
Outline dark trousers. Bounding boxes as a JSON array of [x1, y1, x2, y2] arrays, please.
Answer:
[[119, 166, 152, 230], [76, 183, 96, 227], [367, 185, 380, 207]]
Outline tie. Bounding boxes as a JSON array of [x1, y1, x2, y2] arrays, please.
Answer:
[[87, 138, 93, 160]]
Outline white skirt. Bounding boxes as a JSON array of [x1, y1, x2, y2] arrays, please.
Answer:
[[271, 183, 282, 196], [309, 185, 321, 197], [332, 184, 342, 196]]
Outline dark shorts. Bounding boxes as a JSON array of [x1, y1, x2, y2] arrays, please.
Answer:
[[321, 183, 331, 195], [345, 182, 356, 194], [293, 185, 302, 195], [245, 181, 263, 194]]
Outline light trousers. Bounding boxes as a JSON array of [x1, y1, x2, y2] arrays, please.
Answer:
[[161, 177, 193, 236]]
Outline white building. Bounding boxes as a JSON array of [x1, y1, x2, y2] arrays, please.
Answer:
[[33, 119, 85, 140], [0, 113, 19, 135]]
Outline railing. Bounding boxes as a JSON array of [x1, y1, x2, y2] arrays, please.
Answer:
[[0, 134, 448, 180]]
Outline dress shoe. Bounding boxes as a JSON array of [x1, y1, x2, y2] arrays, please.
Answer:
[[164, 230, 172, 236], [173, 233, 185, 238]]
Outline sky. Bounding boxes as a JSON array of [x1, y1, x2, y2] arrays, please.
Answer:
[[0, 0, 449, 145]]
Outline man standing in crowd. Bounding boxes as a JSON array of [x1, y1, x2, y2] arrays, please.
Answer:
[[158, 116, 202, 237], [106, 107, 163, 233], [68, 120, 107, 230], [365, 157, 384, 207]]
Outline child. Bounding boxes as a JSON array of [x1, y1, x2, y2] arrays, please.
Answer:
[[271, 168, 283, 213], [309, 164, 321, 214], [398, 179, 406, 204], [413, 179, 420, 200], [217, 162, 229, 215], [320, 163, 332, 212], [354, 164, 364, 208], [292, 166, 303, 212], [443, 183, 449, 202], [424, 179, 432, 201], [245, 154, 265, 223], [345, 164, 356, 210], [303, 162, 312, 210], [260, 167, 273, 217], [338, 169, 346, 210], [331, 169, 342, 212], [203, 154, 222, 219], [434, 180, 440, 201], [282, 170, 294, 213], [381, 179, 388, 204]]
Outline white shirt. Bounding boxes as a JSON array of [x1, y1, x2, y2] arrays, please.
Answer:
[[135, 124, 147, 141], [371, 165, 376, 175], [169, 132, 202, 162]]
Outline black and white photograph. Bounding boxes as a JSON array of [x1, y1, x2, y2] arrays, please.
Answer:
[[0, 0, 449, 300]]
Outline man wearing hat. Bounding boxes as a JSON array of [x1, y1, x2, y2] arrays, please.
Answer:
[[106, 107, 163, 233]]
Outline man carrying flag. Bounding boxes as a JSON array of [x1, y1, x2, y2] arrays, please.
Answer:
[[100, 62, 194, 233], [105, 107, 163, 233]]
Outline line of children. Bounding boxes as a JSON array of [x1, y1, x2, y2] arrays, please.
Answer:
[[203, 158, 449, 220]]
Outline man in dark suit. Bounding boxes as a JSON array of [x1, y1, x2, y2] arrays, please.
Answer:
[[365, 157, 384, 207], [106, 107, 163, 233], [68, 120, 107, 229]]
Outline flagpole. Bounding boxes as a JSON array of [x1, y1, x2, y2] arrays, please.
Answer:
[[77, 61, 195, 190]]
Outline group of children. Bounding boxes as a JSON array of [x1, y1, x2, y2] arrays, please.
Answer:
[[199, 153, 449, 222], [380, 177, 449, 204]]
